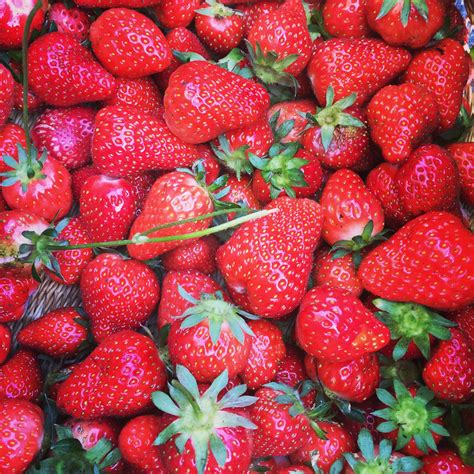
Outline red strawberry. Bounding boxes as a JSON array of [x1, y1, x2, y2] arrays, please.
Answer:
[[17, 307, 89, 358], [71, 164, 100, 201], [0, 65, 14, 128], [31, 106, 96, 170], [367, 83, 439, 164], [0, 350, 42, 402], [447, 142, 474, 206], [127, 171, 214, 260], [322, 0, 371, 38], [366, 0, 445, 48], [0, 325, 11, 364], [308, 38, 411, 106], [217, 197, 323, 318], [81, 253, 160, 342], [28, 32, 116, 107], [154, 0, 201, 28], [0, 400, 44, 474], [126, 172, 155, 217], [358, 212, 474, 310], [0, 269, 38, 322], [0, 124, 27, 176], [163, 61, 270, 144], [74, 0, 159, 6], [450, 306, 474, 349], [10, 63, 43, 113], [219, 175, 261, 220], [241, 319, 286, 390], [422, 328, 473, 403], [92, 106, 198, 176], [57, 330, 166, 418], [196, 144, 221, 185], [238, 1, 280, 35], [161, 235, 219, 274], [421, 450, 473, 474], [90, 8, 171, 78], [48, 2, 91, 42]]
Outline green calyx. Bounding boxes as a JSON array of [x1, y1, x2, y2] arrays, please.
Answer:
[[265, 381, 313, 418], [175, 286, 258, 345], [376, 0, 429, 27], [379, 356, 420, 389], [373, 299, 457, 360], [269, 110, 296, 143], [195, 0, 241, 18], [211, 135, 253, 181], [153, 366, 256, 474], [373, 380, 449, 453]]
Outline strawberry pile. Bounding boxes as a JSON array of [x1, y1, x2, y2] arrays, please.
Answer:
[[0, 0, 473, 472]]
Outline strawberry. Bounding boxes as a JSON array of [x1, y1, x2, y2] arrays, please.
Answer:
[[395, 144, 459, 217], [0, 269, 38, 322], [48, 2, 91, 42], [217, 197, 323, 318], [0, 350, 42, 402], [154, 0, 201, 28], [220, 176, 261, 217], [277, 466, 312, 474], [322, 0, 371, 38], [238, 1, 280, 35], [0, 325, 11, 364], [118, 415, 166, 472], [366, 0, 445, 48], [0, 400, 44, 473], [0, 124, 27, 176], [161, 236, 219, 274], [17, 307, 89, 358], [126, 172, 155, 217], [92, 106, 198, 176], [81, 253, 160, 342], [241, 320, 286, 390], [127, 171, 214, 260], [367, 83, 439, 164], [421, 450, 473, 474], [0, 65, 14, 128], [163, 61, 270, 144], [450, 306, 474, 349], [90, 8, 171, 79], [71, 164, 100, 201], [28, 32, 116, 107], [10, 62, 43, 113], [31, 106, 96, 170], [308, 38, 411, 107], [57, 330, 166, 418], [358, 212, 474, 310], [422, 328, 474, 403], [447, 142, 474, 207], [73, 0, 159, 6]]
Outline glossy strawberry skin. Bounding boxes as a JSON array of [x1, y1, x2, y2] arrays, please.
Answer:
[[0, 269, 38, 322], [28, 32, 116, 107], [74, 0, 159, 6], [322, 0, 370, 38], [446, 142, 474, 207], [420, 450, 473, 474], [0, 124, 27, 176], [0, 65, 14, 128], [222, 176, 261, 217], [0, 325, 11, 365], [48, 2, 91, 42], [449, 306, 474, 349], [154, 0, 200, 28], [238, 1, 280, 35], [71, 164, 100, 201]]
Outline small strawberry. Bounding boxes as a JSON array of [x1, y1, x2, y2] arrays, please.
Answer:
[[0, 65, 14, 128], [48, 2, 91, 42], [0, 269, 38, 322], [154, 0, 201, 28], [421, 450, 473, 474], [446, 142, 474, 207], [0, 325, 11, 365], [0, 123, 27, 176], [450, 305, 474, 349], [322, 0, 371, 38]]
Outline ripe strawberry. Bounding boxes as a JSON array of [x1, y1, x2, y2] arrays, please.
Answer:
[[0, 325, 11, 365], [217, 197, 323, 318], [128, 171, 214, 260], [154, 0, 201, 28], [71, 164, 100, 201], [367, 83, 439, 164], [48, 2, 91, 42], [161, 236, 219, 274], [0, 65, 14, 128], [28, 32, 116, 107], [421, 450, 473, 473], [90, 8, 171, 78], [358, 212, 474, 310], [57, 330, 166, 418], [118, 415, 166, 472], [31, 106, 96, 170], [126, 172, 155, 218], [0, 123, 27, 176], [163, 61, 270, 144], [0, 350, 42, 402], [422, 328, 473, 403], [366, 0, 445, 48], [450, 305, 474, 349], [74, 0, 159, 6], [308, 38, 411, 106], [238, 1, 280, 35], [447, 142, 474, 206], [277, 466, 312, 474], [17, 307, 89, 358], [396, 144, 459, 217], [241, 320, 286, 390], [322, 0, 371, 38], [92, 106, 198, 176], [81, 253, 160, 342], [220, 176, 261, 217], [10, 62, 43, 113], [0, 269, 38, 322], [0, 400, 44, 473]]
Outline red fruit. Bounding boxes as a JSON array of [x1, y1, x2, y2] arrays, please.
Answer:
[[196, 144, 221, 185], [161, 236, 219, 274], [127, 171, 214, 260], [164, 61, 270, 144], [217, 197, 323, 318], [74, 0, 159, 6], [90, 8, 171, 78], [446, 142, 474, 207], [79, 174, 137, 243], [17, 307, 88, 358], [358, 212, 474, 310], [0, 269, 38, 322], [308, 38, 411, 106], [92, 105, 198, 176], [220, 176, 260, 218], [48, 2, 91, 41], [323, 0, 371, 38], [450, 306, 474, 349], [0, 124, 27, 176], [241, 320, 286, 390], [238, 1, 280, 35], [57, 330, 166, 418], [11, 62, 43, 113], [126, 172, 155, 218], [421, 450, 473, 473], [154, 0, 200, 28], [278, 466, 313, 474], [0, 400, 44, 474], [28, 32, 116, 107], [0, 65, 14, 128], [423, 328, 474, 403], [367, 83, 439, 164], [0, 350, 42, 402], [31, 106, 96, 170], [81, 253, 160, 342], [296, 286, 390, 362], [0, 325, 10, 365], [71, 164, 100, 201]]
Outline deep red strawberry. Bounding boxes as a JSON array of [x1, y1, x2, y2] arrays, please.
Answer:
[[0, 65, 14, 128], [0, 269, 38, 322], [421, 450, 473, 473], [0, 325, 11, 365], [154, 0, 201, 28], [125, 172, 155, 218], [447, 142, 474, 207], [48, 2, 91, 42], [238, 1, 280, 35], [220, 176, 261, 218], [450, 305, 474, 349], [0, 124, 27, 176], [323, 0, 371, 38], [10, 62, 43, 113]]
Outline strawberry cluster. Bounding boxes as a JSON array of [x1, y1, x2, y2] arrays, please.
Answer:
[[0, 0, 473, 472]]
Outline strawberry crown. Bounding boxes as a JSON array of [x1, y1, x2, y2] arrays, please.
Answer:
[[211, 135, 253, 180], [195, 0, 243, 18], [377, 0, 429, 27]]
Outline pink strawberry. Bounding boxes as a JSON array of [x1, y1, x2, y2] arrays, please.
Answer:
[[447, 142, 474, 206], [0, 269, 38, 322], [48, 2, 91, 42]]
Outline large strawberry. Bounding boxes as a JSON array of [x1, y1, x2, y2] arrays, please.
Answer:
[[163, 61, 270, 144], [28, 32, 116, 107], [217, 197, 322, 318], [90, 8, 171, 78], [358, 212, 474, 310], [0, 65, 14, 128], [81, 253, 160, 342], [57, 330, 166, 418], [447, 142, 474, 207], [0, 269, 38, 322], [308, 38, 411, 106], [48, 2, 91, 42]]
